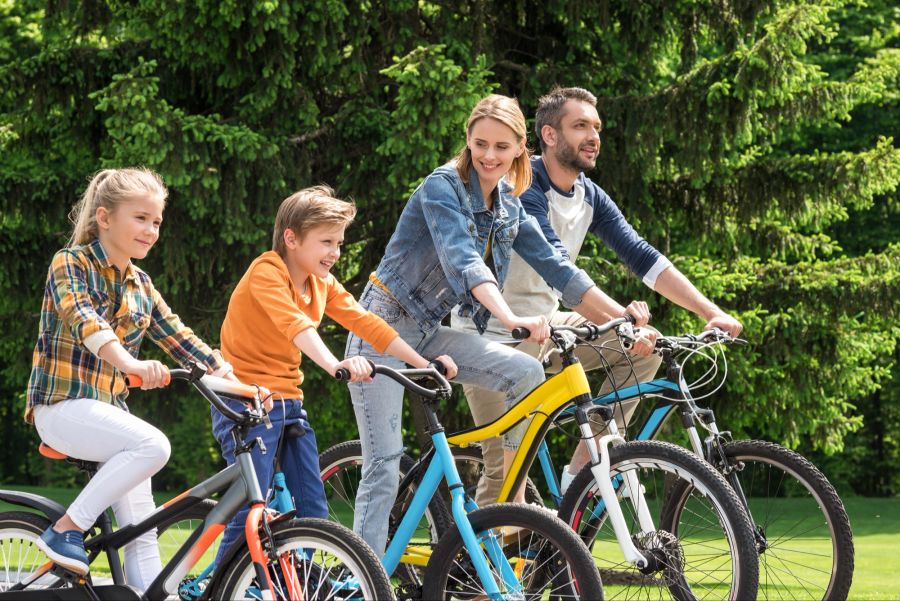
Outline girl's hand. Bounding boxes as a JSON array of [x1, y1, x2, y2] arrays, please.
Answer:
[[334, 356, 374, 383], [432, 355, 458, 379], [129, 359, 170, 390], [510, 315, 550, 344], [623, 300, 651, 327]]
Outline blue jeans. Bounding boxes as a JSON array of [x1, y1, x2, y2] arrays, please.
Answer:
[[211, 396, 327, 563], [345, 283, 545, 554]]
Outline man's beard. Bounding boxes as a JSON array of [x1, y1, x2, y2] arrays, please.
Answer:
[[555, 133, 597, 172]]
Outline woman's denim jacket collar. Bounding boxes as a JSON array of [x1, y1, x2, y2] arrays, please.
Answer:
[[375, 163, 592, 334]]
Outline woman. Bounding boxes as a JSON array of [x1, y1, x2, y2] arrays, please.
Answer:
[[346, 94, 649, 554]]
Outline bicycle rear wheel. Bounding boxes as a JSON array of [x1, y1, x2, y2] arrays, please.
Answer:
[[682, 439, 853, 600], [558, 440, 759, 600], [210, 517, 394, 600], [422, 503, 604, 600]]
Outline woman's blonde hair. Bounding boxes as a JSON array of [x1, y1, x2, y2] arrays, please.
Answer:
[[272, 185, 357, 257], [68, 168, 168, 247], [454, 94, 533, 197]]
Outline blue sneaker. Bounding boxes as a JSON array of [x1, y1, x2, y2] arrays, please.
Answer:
[[35, 526, 89, 575]]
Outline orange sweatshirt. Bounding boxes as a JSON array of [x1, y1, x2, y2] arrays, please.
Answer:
[[221, 251, 398, 398]]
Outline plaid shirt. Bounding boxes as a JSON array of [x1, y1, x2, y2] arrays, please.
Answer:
[[26, 239, 226, 422]]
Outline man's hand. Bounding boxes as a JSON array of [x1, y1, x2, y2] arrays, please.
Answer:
[[623, 300, 651, 327], [705, 311, 743, 338]]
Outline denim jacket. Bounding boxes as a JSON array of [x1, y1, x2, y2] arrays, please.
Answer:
[[375, 163, 594, 334]]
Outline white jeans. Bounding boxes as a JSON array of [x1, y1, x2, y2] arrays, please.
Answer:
[[33, 398, 170, 591]]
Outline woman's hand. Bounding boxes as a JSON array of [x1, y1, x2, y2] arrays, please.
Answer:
[[334, 356, 374, 382], [510, 315, 550, 344], [628, 327, 658, 357], [126, 359, 169, 390], [432, 355, 458, 379]]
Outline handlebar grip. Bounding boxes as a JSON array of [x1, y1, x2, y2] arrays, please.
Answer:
[[511, 327, 530, 340], [429, 359, 448, 376], [335, 368, 351, 381], [125, 372, 171, 388], [623, 313, 636, 324]]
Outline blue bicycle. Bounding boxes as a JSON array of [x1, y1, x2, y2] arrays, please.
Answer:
[[188, 362, 604, 600]]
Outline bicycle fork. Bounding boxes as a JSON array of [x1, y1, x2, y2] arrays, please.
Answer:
[[576, 405, 653, 569]]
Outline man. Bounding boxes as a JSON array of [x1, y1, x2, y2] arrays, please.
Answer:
[[453, 86, 742, 506]]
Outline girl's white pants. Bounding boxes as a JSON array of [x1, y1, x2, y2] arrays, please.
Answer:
[[33, 398, 170, 591]]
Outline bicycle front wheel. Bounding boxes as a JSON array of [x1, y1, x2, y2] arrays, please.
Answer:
[[422, 503, 604, 600], [558, 440, 759, 600], [0, 511, 62, 593], [696, 439, 853, 600], [210, 517, 394, 600]]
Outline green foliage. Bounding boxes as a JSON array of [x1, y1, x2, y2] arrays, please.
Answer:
[[0, 0, 897, 494]]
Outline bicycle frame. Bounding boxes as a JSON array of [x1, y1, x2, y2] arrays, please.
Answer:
[[4, 368, 285, 601], [447, 359, 654, 568], [385, 429, 524, 599]]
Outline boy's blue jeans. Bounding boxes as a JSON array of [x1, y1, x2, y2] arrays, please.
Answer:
[[210, 396, 327, 563]]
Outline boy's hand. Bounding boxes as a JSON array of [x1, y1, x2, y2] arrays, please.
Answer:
[[334, 357, 374, 382], [432, 355, 458, 379]]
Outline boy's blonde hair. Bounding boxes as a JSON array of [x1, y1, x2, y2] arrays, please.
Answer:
[[68, 168, 168, 247], [454, 94, 533, 197], [272, 185, 357, 257]]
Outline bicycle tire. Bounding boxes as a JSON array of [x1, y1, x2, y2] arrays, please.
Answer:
[[558, 440, 759, 600], [319, 440, 452, 589], [0, 511, 62, 593], [450, 444, 544, 506], [421, 503, 604, 600], [0, 502, 218, 595], [210, 517, 394, 600], [668, 439, 853, 600]]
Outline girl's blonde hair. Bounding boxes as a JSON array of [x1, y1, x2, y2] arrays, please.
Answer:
[[454, 94, 533, 197], [272, 185, 357, 258], [68, 168, 168, 247]]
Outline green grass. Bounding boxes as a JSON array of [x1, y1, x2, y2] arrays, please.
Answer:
[[1, 484, 897, 598]]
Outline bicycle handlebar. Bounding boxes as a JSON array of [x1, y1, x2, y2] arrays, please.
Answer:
[[126, 367, 265, 425], [511, 315, 634, 342], [333, 360, 451, 400]]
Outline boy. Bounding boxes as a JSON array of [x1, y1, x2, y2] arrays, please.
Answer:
[[211, 185, 456, 562]]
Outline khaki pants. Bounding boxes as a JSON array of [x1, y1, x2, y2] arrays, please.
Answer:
[[462, 312, 662, 506]]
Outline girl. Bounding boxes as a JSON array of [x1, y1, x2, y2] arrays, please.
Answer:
[[26, 168, 243, 591], [346, 94, 651, 554]]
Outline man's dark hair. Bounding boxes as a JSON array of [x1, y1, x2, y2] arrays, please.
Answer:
[[534, 87, 598, 150]]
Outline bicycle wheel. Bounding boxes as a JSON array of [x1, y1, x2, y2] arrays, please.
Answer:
[[319, 440, 451, 589], [451, 444, 544, 505], [422, 503, 604, 600], [0, 511, 65, 592], [558, 440, 759, 600], [683, 439, 853, 600], [210, 517, 394, 600]]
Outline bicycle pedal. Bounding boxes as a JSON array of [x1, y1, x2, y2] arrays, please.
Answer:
[[49, 564, 92, 584]]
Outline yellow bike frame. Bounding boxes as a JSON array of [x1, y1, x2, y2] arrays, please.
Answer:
[[446, 362, 593, 503]]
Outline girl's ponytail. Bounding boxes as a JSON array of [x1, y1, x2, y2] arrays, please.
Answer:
[[67, 168, 167, 247]]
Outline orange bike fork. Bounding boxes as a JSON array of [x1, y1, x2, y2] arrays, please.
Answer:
[[245, 503, 303, 600]]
